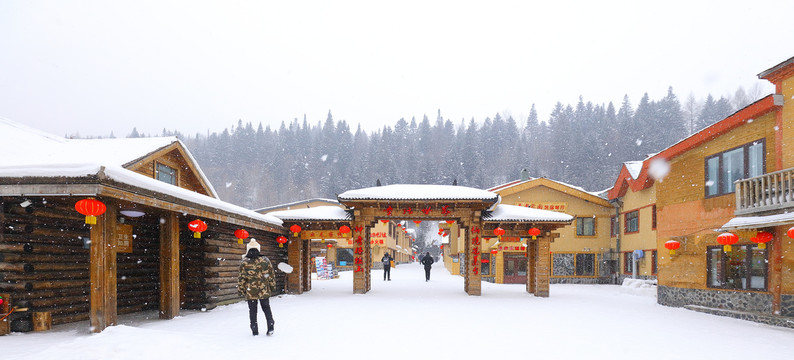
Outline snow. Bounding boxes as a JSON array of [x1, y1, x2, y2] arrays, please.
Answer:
[[624, 161, 644, 179], [267, 206, 351, 221], [277, 262, 293, 274], [483, 204, 573, 223], [5, 263, 793, 360], [338, 184, 499, 201], [0, 118, 280, 226], [720, 212, 794, 230]]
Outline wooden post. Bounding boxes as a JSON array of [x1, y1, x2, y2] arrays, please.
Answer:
[[527, 240, 537, 294], [534, 236, 551, 297], [159, 212, 180, 319], [89, 200, 117, 332], [352, 220, 369, 294], [32, 312, 52, 331], [302, 239, 311, 291], [286, 236, 303, 294], [464, 217, 482, 296]]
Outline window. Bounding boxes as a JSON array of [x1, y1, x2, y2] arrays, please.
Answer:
[[623, 252, 633, 274], [651, 205, 657, 230], [336, 248, 355, 266], [624, 211, 639, 233], [576, 217, 595, 236], [155, 163, 177, 185], [481, 254, 491, 276], [705, 140, 765, 197], [707, 245, 767, 291], [610, 216, 619, 237], [575, 253, 595, 276]]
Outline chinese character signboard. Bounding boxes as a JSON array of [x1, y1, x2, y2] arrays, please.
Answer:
[[115, 224, 133, 253], [515, 202, 567, 212]]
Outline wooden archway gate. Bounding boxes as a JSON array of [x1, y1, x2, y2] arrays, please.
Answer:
[[271, 185, 573, 297]]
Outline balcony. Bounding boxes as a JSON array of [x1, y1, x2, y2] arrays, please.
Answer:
[[735, 167, 794, 215]]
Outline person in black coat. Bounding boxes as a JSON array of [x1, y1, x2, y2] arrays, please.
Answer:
[[421, 252, 434, 281], [381, 252, 392, 281]]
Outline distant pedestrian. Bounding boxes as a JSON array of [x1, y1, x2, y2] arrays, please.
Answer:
[[238, 239, 276, 336], [381, 252, 392, 281], [421, 252, 434, 281]]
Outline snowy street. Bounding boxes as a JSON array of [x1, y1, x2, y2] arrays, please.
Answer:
[[3, 263, 793, 360]]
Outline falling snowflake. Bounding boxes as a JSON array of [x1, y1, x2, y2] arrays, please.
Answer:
[[648, 158, 670, 181], [225, 182, 232, 188]]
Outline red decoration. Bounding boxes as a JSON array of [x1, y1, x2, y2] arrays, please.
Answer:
[[664, 240, 681, 255], [440, 244, 444, 249], [493, 227, 505, 240], [289, 224, 302, 237], [752, 231, 774, 249], [490, 249, 498, 255], [421, 206, 431, 215], [327, 243, 333, 248], [441, 205, 451, 215], [276, 235, 288, 248], [75, 198, 106, 225], [716, 232, 738, 252], [188, 219, 207, 238], [528, 227, 541, 240], [339, 225, 351, 236], [380, 220, 389, 224], [413, 220, 422, 225], [788, 227, 794, 239], [403, 207, 413, 214], [355, 226, 364, 232], [384, 205, 393, 216], [481, 258, 489, 263], [234, 229, 249, 245]]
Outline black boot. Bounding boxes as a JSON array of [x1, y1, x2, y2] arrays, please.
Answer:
[[267, 322, 274, 336], [251, 323, 259, 336]]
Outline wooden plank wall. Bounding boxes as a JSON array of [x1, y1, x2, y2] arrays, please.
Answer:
[[1, 196, 288, 332]]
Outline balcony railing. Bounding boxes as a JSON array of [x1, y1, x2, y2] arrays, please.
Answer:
[[735, 167, 794, 215]]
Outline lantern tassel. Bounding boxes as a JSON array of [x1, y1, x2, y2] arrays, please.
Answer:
[[238, 238, 243, 245], [758, 243, 766, 249], [669, 249, 675, 255], [85, 215, 97, 225], [194, 232, 201, 239], [279, 243, 284, 248], [723, 244, 731, 252], [292, 232, 299, 237]]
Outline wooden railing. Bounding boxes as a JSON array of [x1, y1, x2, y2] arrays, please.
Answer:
[[735, 167, 794, 215]]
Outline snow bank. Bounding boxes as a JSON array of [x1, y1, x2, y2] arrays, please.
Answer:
[[620, 278, 657, 297]]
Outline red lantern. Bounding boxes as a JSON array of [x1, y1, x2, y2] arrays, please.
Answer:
[[446, 220, 455, 224], [290, 224, 302, 237], [413, 220, 422, 225], [276, 235, 288, 248], [664, 240, 681, 255], [327, 243, 333, 248], [75, 198, 106, 225], [752, 231, 774, 249], [339, 225, 351, 237], [440, 244, 444, 249], [788, 227, 794, 239], [380, 220, 389, 224], [716, 232, 738, 252], [234, 229, 249, 245], [528, 227, 541, 240], [490, 249, 498, 255], [494, 227, 505, 240], [188, 219, 207, 238]]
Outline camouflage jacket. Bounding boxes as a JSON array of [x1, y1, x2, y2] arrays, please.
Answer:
[[238, 256, 277, 300]]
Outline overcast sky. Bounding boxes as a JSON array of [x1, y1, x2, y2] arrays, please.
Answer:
[[2, 0, 793, 138]]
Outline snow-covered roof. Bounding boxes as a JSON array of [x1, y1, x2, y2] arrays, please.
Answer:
[[255, 198, 341, 213], [624, 161, 643, 180], [482, 204, 573, 223], [338, 184, 499, 202], [267, 206, 352, 221], [719, 212, 794, 231], [0, 118, 280, 226]]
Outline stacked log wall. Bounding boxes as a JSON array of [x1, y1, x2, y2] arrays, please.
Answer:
[[117, 220, 161, 315]]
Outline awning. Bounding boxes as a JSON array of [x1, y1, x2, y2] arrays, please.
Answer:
[[719, 212, 794, 231]]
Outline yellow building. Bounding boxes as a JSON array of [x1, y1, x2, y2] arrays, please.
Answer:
[[607, 161, 659, 281], [486, 175, 615, 284]]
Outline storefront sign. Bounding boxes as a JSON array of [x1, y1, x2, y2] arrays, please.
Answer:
[[515, 202, 567, 212], [115, 224, 133, 253], [301, 231, 351, 240]]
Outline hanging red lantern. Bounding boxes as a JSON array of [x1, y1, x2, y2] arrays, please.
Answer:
[[664, 240, 681, 255], [490, 249, 498, 255], [493, 227, 505, 240], [527, 227, 541, 240], [752, 231, 774, 249], [74, 198, 106, 225], [234, 229, 249, 245], [276, 235, 288, 248], [380, 220, 389, 224], [716, 232, 738, 252], [413, 220, 422, 225], [440, 244, 444, 249], [446, 220, 455, 224], [327, 243, 333, 248], [788, 227, 794, 239], [289, 224, 302, 237], [188, 219, 207, 238], [339, 225, 351, 237]]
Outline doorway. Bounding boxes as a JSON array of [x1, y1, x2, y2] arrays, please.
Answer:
[[504, 254, 527, 284]]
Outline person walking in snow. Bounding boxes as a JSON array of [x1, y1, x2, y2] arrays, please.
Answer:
[[381, 252, 392, 281], [238, 239, 276, 336], [421, 252, 434, 281]]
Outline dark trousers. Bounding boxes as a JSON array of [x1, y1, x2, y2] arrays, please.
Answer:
[[424, 266, 431, 281], [383, 266, 391, 280], [248, 298, 274, 334]]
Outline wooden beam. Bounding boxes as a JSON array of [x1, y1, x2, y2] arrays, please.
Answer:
[[89, 199, 118, 332], [286, 237, 303, 294], [159, 212, 180, 319]]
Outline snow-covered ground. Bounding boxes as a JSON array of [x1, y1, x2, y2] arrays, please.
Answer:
[[3, 263, 793, 359]]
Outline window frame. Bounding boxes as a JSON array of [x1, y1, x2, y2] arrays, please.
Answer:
[[575, 253, 595, 276], [610, 216, 619, 237], [154, 162, 178, 185], [576, 216, 596, 237], [704, 139, 765, 198], [651, 250, 657, 275], [624, 210, 639, 234], [623, 251, 633, 274], [706, 244, 768, 291], [651, 205, 657, 230]]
